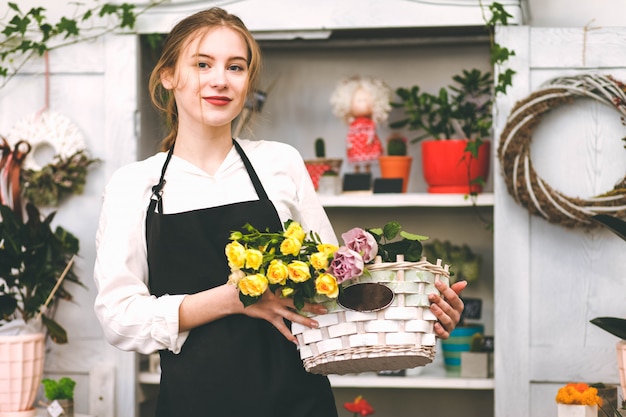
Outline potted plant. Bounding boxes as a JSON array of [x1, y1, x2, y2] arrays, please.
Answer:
[[422, 239, 482, 282], [390, 69, 493, 194], [42, 376, 76, 417], [304, 137, 343, 191], [378, 134, 413, 193], [0, 202, 81, 415], [589, 214, 626, 415]]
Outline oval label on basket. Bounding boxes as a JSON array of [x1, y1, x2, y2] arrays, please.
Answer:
[[337, 283, 394, 312]]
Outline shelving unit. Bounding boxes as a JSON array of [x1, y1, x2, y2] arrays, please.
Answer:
[[318, 192, 494, 208]]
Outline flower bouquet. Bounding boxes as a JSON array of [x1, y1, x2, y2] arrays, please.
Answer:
[[226, 220, 451, 375], [556, 383, 603, 417]]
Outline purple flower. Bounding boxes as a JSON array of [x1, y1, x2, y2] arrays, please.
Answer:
[[330, 247, 364, 284], [341, 227, 378, 263]]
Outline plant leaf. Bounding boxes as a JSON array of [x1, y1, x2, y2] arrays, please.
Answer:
[[591, 214, 626, 241], [590, 317, 626, 340]]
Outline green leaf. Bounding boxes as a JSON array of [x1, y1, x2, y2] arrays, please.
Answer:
[[399, 231, 429, 241], [591, 214, 626, 241], [382, 221, 401, 240], [42, 315, 68, 344], [590, 317, 626, 340]]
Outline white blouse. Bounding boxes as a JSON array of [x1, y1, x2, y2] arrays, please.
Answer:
[[93, 139, 337, 354]]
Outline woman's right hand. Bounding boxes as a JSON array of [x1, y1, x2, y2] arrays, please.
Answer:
[[242, 289, 327, 344]]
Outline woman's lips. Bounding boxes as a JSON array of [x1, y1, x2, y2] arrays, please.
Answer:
[[204, 96, 232, 106]]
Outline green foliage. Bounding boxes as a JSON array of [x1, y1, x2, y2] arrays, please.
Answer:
[[367, 221, 429, 262], [480, 1, 516, 95], [386, 135, 407, 156], [21, 150, 100, 207], [314, 137, 326, 158], [0, 203, 81, 343], [42, 377, 76, 400], [0, 1, 166, 87], [422, 239, 482, 282], [390, 69, 493, 145]]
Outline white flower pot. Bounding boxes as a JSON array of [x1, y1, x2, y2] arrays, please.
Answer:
[[0, 333, 45, 416], [557, 404, 597, 417]]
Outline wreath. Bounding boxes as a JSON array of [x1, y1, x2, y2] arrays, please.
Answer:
[[5, 110, 99, 207], [498, 73, 626, 228]]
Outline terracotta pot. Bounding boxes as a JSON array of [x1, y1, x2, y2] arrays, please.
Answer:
[[378, 155, 413, 193], [0, 333, 45, 416], [421, 139, 490, 194]]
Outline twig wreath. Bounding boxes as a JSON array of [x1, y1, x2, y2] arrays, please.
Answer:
[[498, 73, 626, 228]]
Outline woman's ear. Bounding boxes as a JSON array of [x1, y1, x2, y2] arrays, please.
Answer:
[[160, 68, 175, 90]]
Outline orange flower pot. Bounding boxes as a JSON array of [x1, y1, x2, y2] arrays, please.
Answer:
[[378, 155, 413, 193], [421, 139, 490, 194]]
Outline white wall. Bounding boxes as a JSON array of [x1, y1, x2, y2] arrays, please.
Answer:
[[1, 0, 625, 415]]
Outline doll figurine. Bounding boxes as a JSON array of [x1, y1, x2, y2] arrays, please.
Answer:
[[330, 76, 392, 173]]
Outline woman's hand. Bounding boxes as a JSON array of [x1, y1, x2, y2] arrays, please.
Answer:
[[429, 280, 467, 339], [242, 289, 327, 344]]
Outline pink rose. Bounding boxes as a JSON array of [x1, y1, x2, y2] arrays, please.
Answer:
[[330, 247, 364, 284], [341, 227, 378, 263]]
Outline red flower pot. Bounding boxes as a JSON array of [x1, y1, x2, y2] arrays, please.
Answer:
[[421, 139, 490, 194]]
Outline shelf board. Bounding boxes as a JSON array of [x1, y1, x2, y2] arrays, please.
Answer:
[[328, 365, 493, 390], [139, 365, 493, 390], [318, 192, 494, 208]]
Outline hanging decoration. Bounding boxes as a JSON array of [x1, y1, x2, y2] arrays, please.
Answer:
[[5, 110, 99, 207], [498, 73, 626, 228]]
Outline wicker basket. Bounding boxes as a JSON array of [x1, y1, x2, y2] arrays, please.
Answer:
[[292, 255, 450, 375]]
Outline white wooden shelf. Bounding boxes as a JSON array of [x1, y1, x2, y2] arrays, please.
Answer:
[[318, 192, 494, 208], [139, 365, 493, 390]]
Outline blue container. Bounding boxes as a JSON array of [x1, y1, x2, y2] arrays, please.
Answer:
[[440, 324, 484, 374]]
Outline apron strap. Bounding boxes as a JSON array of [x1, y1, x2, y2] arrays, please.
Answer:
[[150, 145, 174, 214], [148, 140, 269, 214], [232, 139, 269, 201]]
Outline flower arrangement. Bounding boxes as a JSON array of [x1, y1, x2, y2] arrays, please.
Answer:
[[343, 396, 375, 417], [225, 220, 428, 310], [555, 383, 603, 406]]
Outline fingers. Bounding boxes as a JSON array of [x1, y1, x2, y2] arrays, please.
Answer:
[[429, 280, 467, 339], [243, 291, 324, 345]]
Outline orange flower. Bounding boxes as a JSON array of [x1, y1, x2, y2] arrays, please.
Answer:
[[555, 383, 603, 406], [344, 395, 375, 416]]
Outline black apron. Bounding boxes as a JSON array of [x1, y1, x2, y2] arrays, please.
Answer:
[[145, 140, 338, 417]]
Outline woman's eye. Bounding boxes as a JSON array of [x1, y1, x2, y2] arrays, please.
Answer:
[[198, 62, 209, 69], [228, 64, 244, 72]]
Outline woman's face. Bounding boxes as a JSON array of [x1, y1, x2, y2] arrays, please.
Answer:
[[162, 26, 250, 132], [351, 87, 373, 117]]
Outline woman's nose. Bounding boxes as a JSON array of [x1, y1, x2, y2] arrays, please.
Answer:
[[209, 68, 227, 88]]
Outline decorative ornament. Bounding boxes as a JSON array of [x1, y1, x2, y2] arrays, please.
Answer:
[[498, 73, 626, 228], [5, 110, 99, 207]]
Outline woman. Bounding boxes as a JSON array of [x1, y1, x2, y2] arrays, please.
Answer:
[[94, 7, 466, 417]]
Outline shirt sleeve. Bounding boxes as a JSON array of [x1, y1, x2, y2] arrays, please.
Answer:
[[93, 164, 189, 355], [288, 148, 339, 245]]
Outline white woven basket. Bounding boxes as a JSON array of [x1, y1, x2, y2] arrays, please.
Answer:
[[292, 255, 450, 375]]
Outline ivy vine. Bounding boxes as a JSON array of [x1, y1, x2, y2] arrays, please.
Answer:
[[0, 0, 165, 88]]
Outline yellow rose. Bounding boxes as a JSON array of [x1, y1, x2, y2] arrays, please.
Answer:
[[310, 251, 329, 270], [315, 273, 339, 298], [284, 222, 306, 242], [287, 260, 311, 283], [238, 274, 268, 297], [280, 237, 302, 256], [245, 248, 264, 270], [281, 287, 295, 297], [317, 243, 339, 256], [227, 269, 245, 287], [225, 241, 246, 269], [267, 259, 289, 285]]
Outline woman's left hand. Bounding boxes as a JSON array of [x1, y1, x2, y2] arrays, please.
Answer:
[[428, 280, 467, 339]]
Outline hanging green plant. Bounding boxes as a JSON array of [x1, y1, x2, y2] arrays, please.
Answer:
[[0, 0, 166, 88]]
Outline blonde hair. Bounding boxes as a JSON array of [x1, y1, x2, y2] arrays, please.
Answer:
[[148, 7, 262, 151], [330, 76, 392, 125]]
